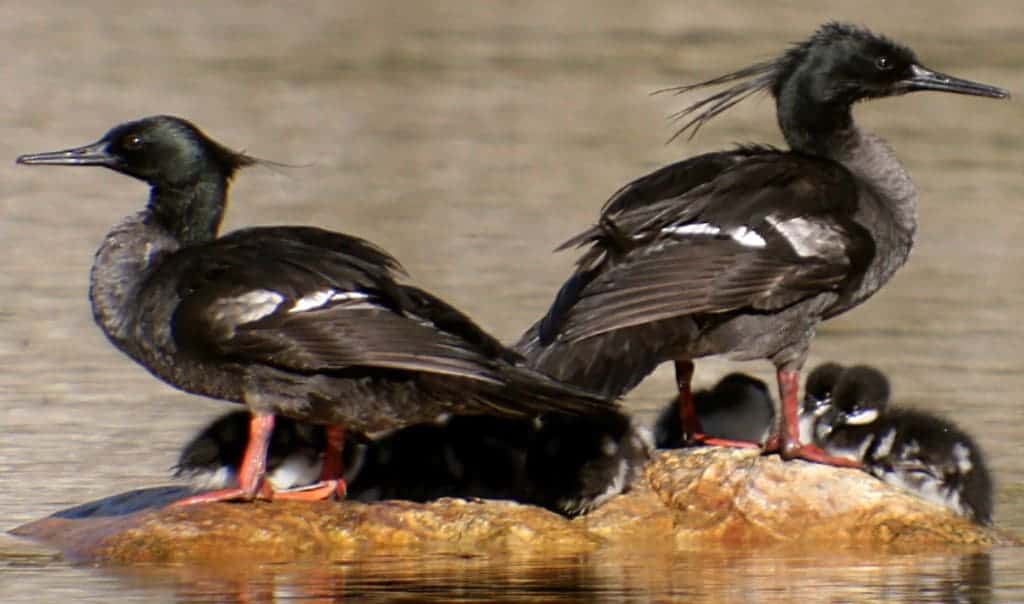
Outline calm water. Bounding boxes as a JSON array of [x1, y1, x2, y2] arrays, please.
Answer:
[[1, 2, 1023, 602]]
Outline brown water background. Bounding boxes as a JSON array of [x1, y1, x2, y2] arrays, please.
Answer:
[[1, 2, 1023, 602]]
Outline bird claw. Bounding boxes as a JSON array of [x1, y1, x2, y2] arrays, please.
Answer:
[[168, 481, 275, 507], [273, 479, 347, 501], [684, 432, 762, 449], [169, 478, 346, 507], [772, 440, 862, 468]]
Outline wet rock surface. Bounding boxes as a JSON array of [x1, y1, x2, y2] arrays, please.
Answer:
[[646, 448, 1016, 549], [11, 449, 1016, 563]]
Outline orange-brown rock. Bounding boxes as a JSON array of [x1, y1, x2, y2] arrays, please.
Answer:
[[11, 448, 1016, 564], [645, 448, 1017, 550], [572, 479, 675, 541], [13, 495, 601, 564]]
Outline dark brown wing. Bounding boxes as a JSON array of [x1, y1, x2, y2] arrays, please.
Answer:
[[540, 152, 872, 344], [169, 226, 617, 416], [223, 292, 517, 382], [171, 227, 510, 382], [558, 146, 773, 259], [556, 234, 850, 343]]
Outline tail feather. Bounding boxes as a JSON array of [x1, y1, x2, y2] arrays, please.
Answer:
[[491, 363, 620, 417], [538, 272, 588, 345], [516, 317, 680, 400]]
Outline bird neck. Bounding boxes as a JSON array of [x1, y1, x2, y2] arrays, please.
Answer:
[[148, 173, 228, 246], [828, 126, 918, 243], [790, 114, 918, 313], [89, 211, 183, 351], [776, 94, 855, 157], [778, 95, 918, 240]]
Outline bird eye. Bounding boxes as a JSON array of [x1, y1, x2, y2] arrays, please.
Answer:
[[122, 135, 144, 150], [875, 55, 892, 71]]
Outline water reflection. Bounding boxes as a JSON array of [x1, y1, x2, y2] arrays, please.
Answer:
[[80, 547, 996, 603], [3, 0, 1023, 602], [115, 552, 603, 604]]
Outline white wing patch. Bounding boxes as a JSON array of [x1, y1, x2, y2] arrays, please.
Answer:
[[730, 226, 767, 248], [289, 290, 370, 314], [211, 289, 376, 327], [217, 289, 285, 325], [290, 290, 335, 313], [661, 222, 767, 248], [663, 223, 722, 237], [765, 216, 842, 258]]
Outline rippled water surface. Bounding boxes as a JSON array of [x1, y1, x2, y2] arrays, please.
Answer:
[[2, 2, 1023, 602]]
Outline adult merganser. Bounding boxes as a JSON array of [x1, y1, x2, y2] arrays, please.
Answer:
[[17, 116, 617, 505], [517, 22, 1007, 466]]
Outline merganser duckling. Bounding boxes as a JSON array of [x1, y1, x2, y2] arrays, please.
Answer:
[[175, 409, 650, 517], [803, 363, 993, 525], [654, 373, 775, 448]]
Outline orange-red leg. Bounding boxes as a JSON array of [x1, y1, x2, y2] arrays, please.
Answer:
[[171, 416, 349, 506], [763, 368, 861, 467], [171, 413, 276, 506], [676, 360, 759, 449]]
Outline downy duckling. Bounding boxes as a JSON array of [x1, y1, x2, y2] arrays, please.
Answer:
[[804, 364, 993, 525], [175, 410, 650, 517], [655, 373, 775, 448]]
